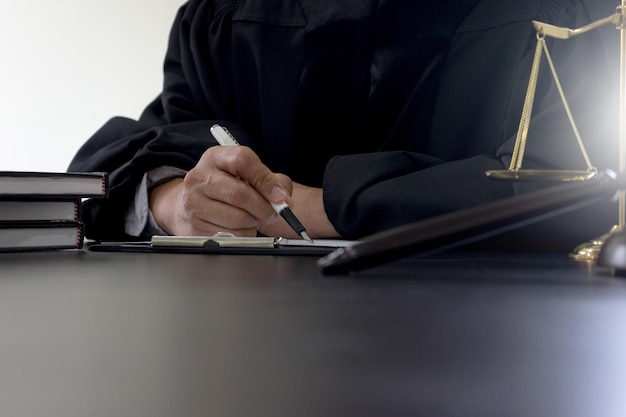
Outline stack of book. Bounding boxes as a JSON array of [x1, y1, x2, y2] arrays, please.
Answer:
[[0, 171, 108, 252]]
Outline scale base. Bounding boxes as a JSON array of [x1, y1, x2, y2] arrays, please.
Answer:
[[485, 169, 597, 182], [570, 225, 620, 261]]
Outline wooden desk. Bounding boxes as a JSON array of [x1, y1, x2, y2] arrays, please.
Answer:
[[1, 249, 625, 417]]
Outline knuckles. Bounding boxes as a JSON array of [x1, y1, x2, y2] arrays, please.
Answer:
[[201, 145, 259, 169], [182, 167, 202, 187]]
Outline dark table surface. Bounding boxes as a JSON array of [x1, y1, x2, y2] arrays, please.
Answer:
[[1, 248, 625, 417]]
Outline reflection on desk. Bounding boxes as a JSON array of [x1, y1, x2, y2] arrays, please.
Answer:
[[0, 249, 625, 417]]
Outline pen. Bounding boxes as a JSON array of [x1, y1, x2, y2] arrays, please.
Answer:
[[210, 124, 314, 244]]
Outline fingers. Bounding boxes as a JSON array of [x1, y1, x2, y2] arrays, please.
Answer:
[[149, 178, 260, 237], [172, 146, 291, 235], [177, 198, 260, 237], [182, 171, 273, 230], [202, 146, 293, 206]]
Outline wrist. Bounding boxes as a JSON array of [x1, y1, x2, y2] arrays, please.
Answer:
[[292, 184, 340, 238], [149, 177, 184, 235]]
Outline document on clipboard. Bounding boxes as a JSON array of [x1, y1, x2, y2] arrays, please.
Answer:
[[88, 233, 355, 256]]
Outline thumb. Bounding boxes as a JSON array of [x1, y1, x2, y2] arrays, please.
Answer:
[[268, 173, 294, 207], [224, 146, 293, 205]]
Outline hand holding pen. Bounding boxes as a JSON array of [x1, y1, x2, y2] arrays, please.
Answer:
[[148, 123, 336, 240], [210, 124, 313, 243], [148, 127, 301, 238]]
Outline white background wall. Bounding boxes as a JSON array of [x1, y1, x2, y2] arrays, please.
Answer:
[[0, 0, 187, 172]]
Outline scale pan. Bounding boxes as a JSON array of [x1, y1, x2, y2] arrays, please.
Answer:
[[485, 169, 597, 182]]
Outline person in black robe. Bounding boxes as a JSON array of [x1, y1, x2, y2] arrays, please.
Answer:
[[69, 0, 620, 249]]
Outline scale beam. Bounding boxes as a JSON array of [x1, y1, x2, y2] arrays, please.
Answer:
[[532, 13, 621, 40]]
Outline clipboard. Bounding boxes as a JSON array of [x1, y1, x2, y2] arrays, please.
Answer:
[[88, 234, 354, 256]]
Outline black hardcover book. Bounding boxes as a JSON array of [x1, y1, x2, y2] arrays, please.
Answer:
[[0, 221, 84, 252], [0, 171, 108, 199], [0, 199, 80, 222]]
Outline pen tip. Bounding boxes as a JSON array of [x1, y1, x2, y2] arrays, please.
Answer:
[[301, 231, 314, 244]]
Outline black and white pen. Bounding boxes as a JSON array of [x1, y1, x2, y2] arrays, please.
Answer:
[[209, 124, 314, 243]]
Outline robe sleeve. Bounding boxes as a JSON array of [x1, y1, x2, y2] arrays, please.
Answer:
[[323, 0, 620, 247], [68, 1, 251, 240]]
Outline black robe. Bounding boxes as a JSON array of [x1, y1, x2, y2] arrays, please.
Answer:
[[69, 0, 620, 248]]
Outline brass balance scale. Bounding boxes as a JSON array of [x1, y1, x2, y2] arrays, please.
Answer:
[[485, 4, 626, 261]]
